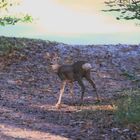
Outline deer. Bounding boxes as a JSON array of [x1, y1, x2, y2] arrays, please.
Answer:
[[47, 52, 100, 109]]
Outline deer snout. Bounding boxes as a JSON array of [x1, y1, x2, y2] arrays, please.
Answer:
[[50, 62, 53, 65], [51, 64, 60, 73]]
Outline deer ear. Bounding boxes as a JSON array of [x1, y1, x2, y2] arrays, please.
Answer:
[[45, 52, 56, 58], [44, 52, 51, 60], [46, 52, 50, 57], [45, 52, 60, 62]]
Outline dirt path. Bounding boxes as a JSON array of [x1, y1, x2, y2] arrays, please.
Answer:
[[0, 38, 140, 139]]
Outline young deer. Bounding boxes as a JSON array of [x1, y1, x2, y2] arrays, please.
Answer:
[[48, 53, 100, 108]]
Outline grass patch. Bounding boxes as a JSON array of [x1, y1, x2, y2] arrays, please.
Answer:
[[0, 36, 24, 55], [115, 89, 140, 124], [0, 36, 59, 55], [120, 71, 140, 85]]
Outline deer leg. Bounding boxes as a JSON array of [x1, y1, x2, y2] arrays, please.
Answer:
[[69, 82, 74, 98], [77, 78, 85, 100], [55, 80, 66, 108], [85, 73, 100, 101]]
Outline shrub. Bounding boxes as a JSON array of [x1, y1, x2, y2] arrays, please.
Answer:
[[115, 90, 140, 124]]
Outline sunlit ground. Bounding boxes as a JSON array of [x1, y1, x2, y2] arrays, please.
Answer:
[[0, 103, 115, 139], [0, 0, 140, 44], [0, 123, 69, 140]]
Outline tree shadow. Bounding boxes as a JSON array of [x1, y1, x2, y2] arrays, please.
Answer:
[[0, 92, 115, 140]]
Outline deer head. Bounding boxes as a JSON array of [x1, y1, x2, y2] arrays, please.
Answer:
[[45, 52, 61, 73]]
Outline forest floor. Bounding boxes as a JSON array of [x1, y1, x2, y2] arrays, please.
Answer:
[[0, 37, 140, 140]]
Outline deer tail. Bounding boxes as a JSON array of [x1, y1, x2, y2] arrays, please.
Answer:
[[82, 63, 92, 70]]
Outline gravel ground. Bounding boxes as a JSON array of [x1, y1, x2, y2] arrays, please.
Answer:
[[0, 37, 140, 140]]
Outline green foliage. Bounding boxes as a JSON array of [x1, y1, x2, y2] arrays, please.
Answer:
[[0, 36, 24, 55], [115, 90, 140, 124], [120, 71, 140, 84], [103, 0, 140, 21], [0, 0, 9, 9], [0, 0, 19, 10], [22, 14, 33, 23], [0, 0, 33, 26], [121, 71, 136, 80], [0, 36, 48, 55], [0, 16, 19, 26], [0, 15, 33, 26]]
